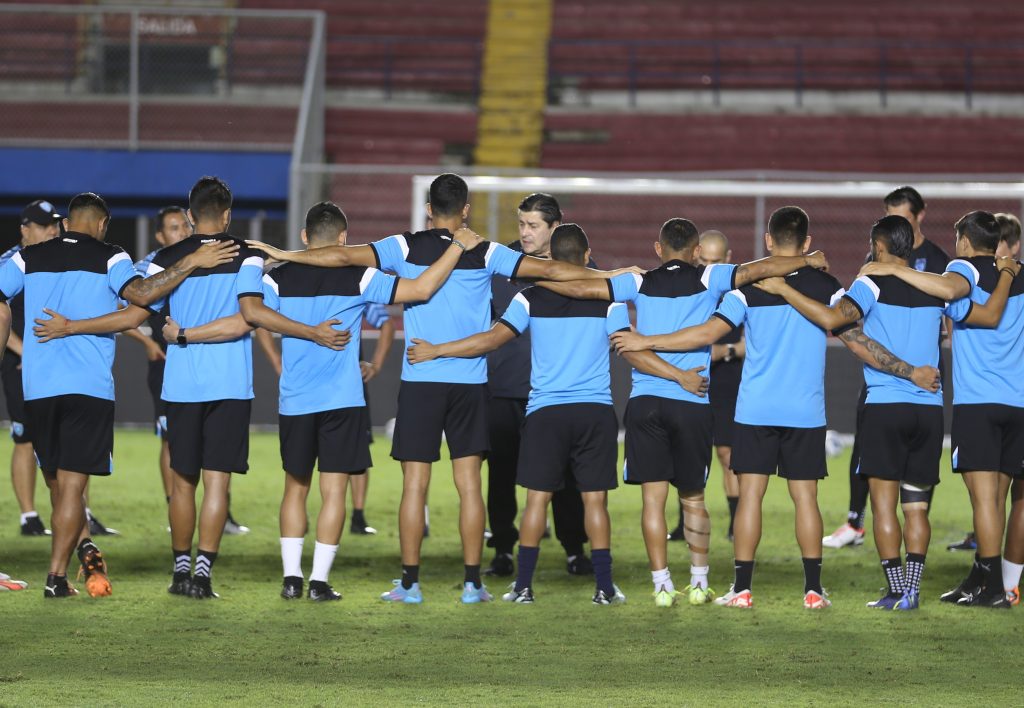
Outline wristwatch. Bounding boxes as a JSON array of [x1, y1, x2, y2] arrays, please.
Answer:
[[177, 328, 188, 347], [724, 343, 736, 362]]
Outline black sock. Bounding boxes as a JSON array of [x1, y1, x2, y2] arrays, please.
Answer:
[[515, 546, 539, 592], [965, 553, 985, 587], [905, 553, 926, 593], [46, 573, 67, 586], [464, 564, 482, 588], [734, 559, 755, 593], [727, 496, 739, 535], [173, 549, 191, 576], [352, 509, 366, 525], [846, 509, 866, 531], [979, 555, 1002, 593], [401, 564, 419, 589], [195, 549, 217, 578], [802, 557, 823, 594], [881, 556, 904, 594], [591, 548, 614, 597]]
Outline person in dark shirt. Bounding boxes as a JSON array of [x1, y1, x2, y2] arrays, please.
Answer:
[[484, 193, 594, 579]]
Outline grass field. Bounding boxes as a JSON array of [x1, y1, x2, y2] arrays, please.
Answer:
[[1, 429, 1019, 705]]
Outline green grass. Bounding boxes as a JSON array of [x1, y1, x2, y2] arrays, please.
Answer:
[[1, 430, 1017, 705]]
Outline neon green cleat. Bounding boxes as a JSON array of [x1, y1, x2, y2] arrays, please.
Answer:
[[653, 585, 679, 607], [686, 584, 716, 605]]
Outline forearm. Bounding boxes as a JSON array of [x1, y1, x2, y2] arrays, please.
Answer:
[[621, 349, 685, 383], [889, 267, 965, 300], [371, 320, 395, 369], [778, 286, 850, 330], [122, 327, 150, 345], [646, 323, 720, 352], [838, 326, 915, 380], [184, 313, 253, 344], [520, 257, 610, 282], [6, 330, 22, 357], [964, 269, 1013, 327], [240, 298, 320, 342], [736, 254, 810, 286], [278, 244, 376, 268], [397, 242, 464, 301], [122, 258, 198, 307], [435, 330, 504, 359], [65, 306, 149, 335]]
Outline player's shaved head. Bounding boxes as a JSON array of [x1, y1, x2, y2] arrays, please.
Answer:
[[550, 223, 589, 266], [768, 206, 809, 248], [305, 201, 348, 245], [699, 230, 730, 264], [659, 218, 699, 253]]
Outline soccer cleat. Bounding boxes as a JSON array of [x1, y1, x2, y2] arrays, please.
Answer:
[[1007, 587, 1020, 607], [20, 515, 50, 536], [893, 590, 920, 611], [566, 554, 593, 576], [958, 587, 1013, 609], [0, 576, 27, 591], [86, 512, 119, 537], [308, 581, 342, 602], [803, 589, 832, 609], [822, 523, 865, 549], [502, 585, 535, 604], [714, 586, 753, 608], [43, 575, 78, 599], [483, 552, 514, 577], [947, 531, 977, 552], [349, 519, 377, 535], [592, 585, 626, 605], [685, 584, 716, 605], [188, 575, 219, 599], [380, 579, 423, 604], [223, 514, 250, 535], [167, 572, 192, 596], [460, 582, 493, 604], [867, 591, 903, 610], [653, 586, 679, 607], [939, 577, 980, 604], [281, 576, 303, 600], [77, 545, 112, 598]]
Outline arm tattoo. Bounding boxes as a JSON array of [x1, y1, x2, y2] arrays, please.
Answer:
[[125, 257, 194, 304], [838, 325, 913, 380], [838, 297, 861, 322]]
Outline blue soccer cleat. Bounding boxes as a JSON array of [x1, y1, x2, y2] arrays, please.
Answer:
[[460, 582, 493, 604], [893, 590, 919, 611], [380, 579, 423, 604], [866, 591, 903, 610]]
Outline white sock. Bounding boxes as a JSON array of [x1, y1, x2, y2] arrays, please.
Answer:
[[652, 567, 673, 593], [423, 505, 430, 526], [310, 541, 339, 583], [1002, 559, 1024, 593], [690, 565, 709, 590], [280, 537, 304, 579], [20, 511, 38, 525]]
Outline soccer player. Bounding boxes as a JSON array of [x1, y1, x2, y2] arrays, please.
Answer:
[[825, 186, 952, 550], [167, 201, 481, 600], [612, 206, 938, 609], [538, 218, 833, 606], [0, 192, 236, 599], [247, 173, 639, 604], [2, 200, 60, 537], [408, 223, 707, 605], [861, 210, 1024, 608], [699, 230, 744, 543], [484, 192, 593, 578], [759, 215, 1014, 609]]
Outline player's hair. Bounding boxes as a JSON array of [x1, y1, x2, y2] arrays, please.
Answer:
[[156, 205, 187, 233], [659, 218, 699, 252], [884, 186, 926, 216], [955, 210, 1001, 253], [518, 193, 562, 226], [870, 215, 915, 260], [188, 176, 232, 222], [767, 206, 809, 247], [995, 212, 1022, 248], [429, 173, 468, 217], [67, 192, 110, 221], [699, 230, 729, 250], [305, 201, 348, 243], [550, 223, 589, 264]]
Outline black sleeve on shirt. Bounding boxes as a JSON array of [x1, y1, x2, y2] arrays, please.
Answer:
[[712, 312, 739, 330], [116, 274, 143, 301], [497, 319, 522, 337]]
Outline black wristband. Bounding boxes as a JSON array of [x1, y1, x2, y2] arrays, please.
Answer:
[[177, 328, 187, 346]]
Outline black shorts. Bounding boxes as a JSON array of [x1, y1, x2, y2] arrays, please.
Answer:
[[165, 399, 251, 477], [280, 406, 372, 477], [857, 403, 943, 486], [710, 392, 737, 448], [25, 394, 114, 476], [731, 423, 827, 480], [1, 356, 30, 444], [951, 403, 1024, 477], [390, 381, 489, 462], [623, 396, 712, 491], [147, 359, 167, 436], [516, 403, 619, 492]]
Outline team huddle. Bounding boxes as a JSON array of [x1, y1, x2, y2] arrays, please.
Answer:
[[2, 174, 1023, 611]]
